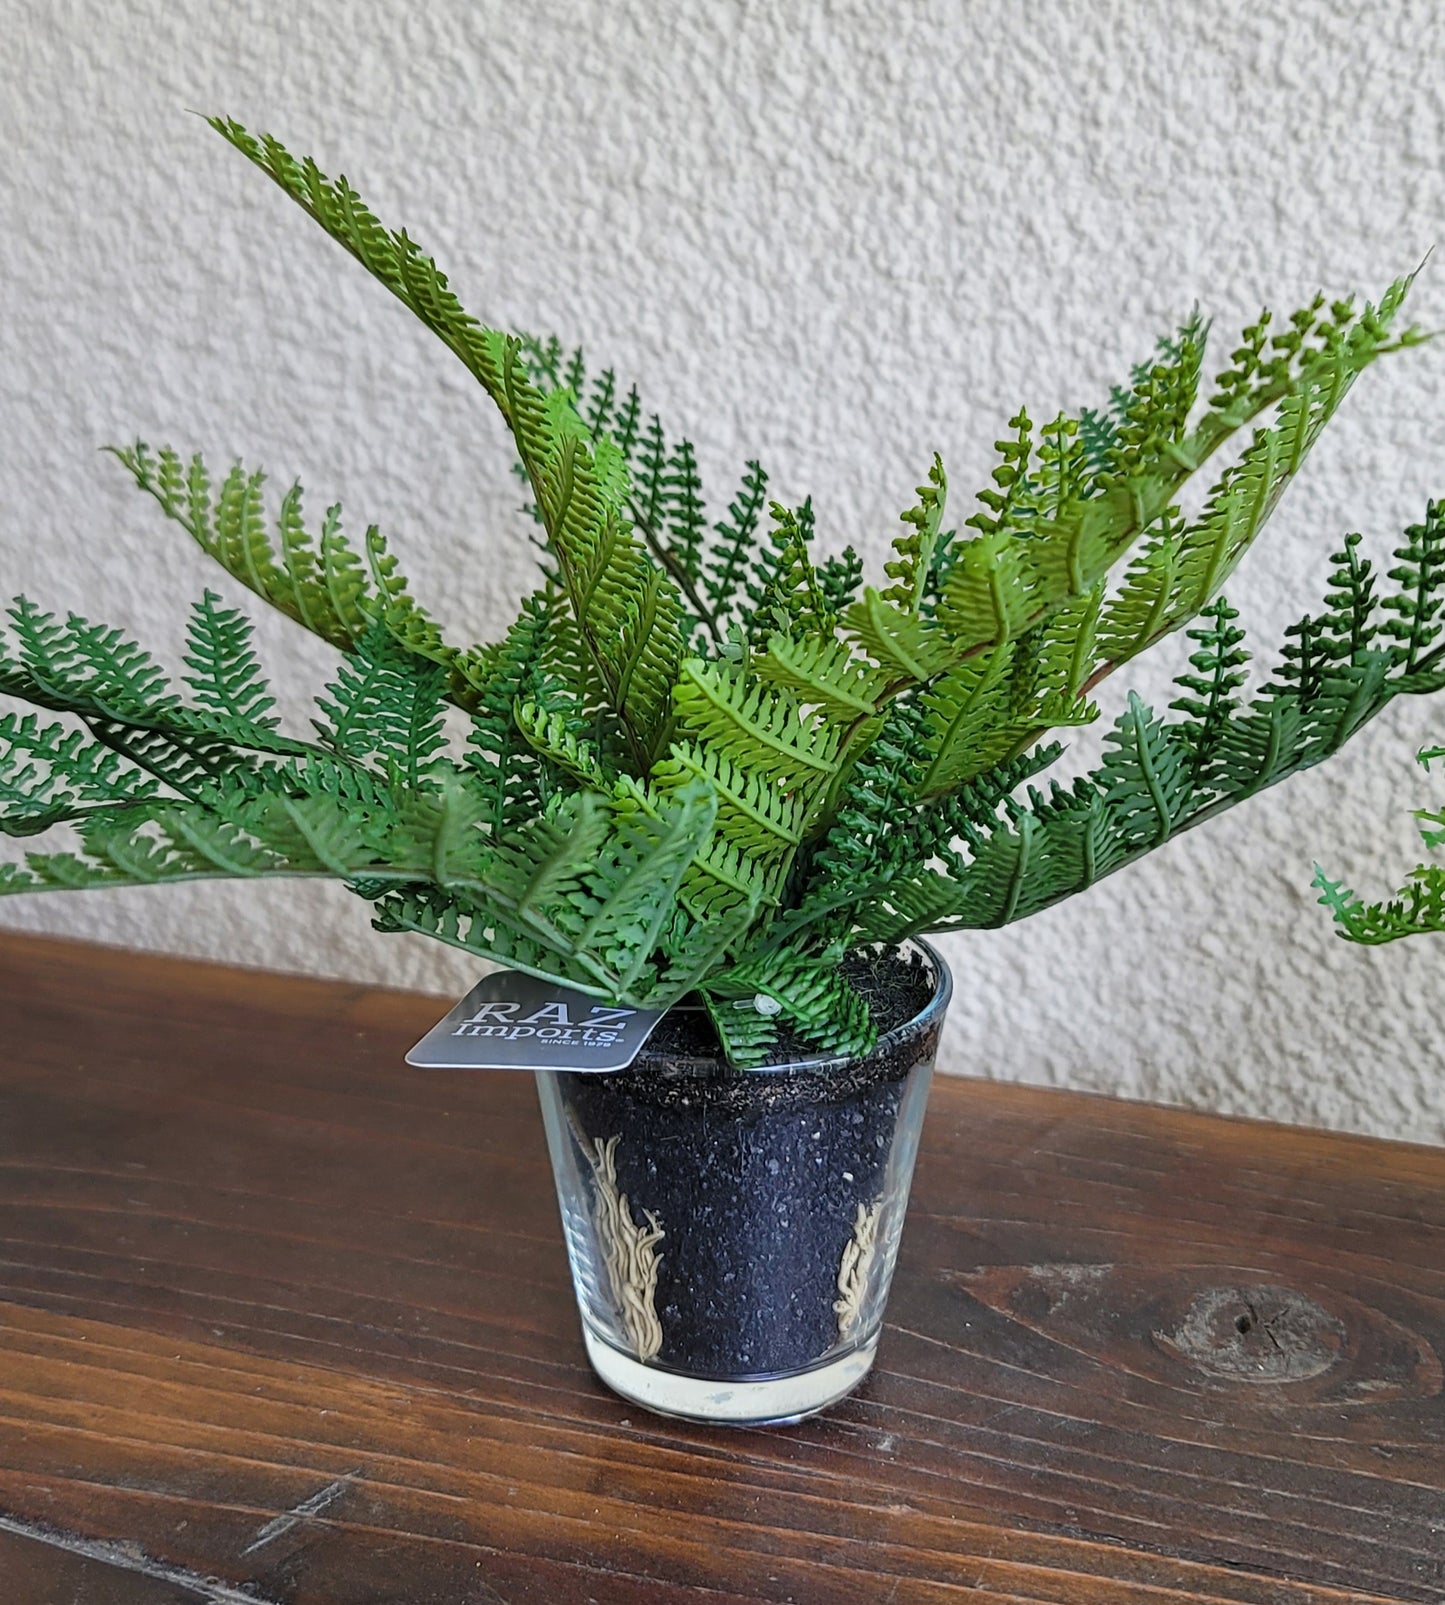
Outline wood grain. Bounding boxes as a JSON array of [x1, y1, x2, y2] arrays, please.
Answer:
[[0, 930, 1441, 1603]]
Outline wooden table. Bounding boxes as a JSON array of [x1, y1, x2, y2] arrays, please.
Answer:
[[0, 932, 1441, 1604]]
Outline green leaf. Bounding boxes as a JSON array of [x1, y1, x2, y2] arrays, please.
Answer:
[[568, 778, 721, 994], [1315, 863, 1445, 944], [315, 623, 449, 787], [881, 455, 947, 616], [817, 546, 865, 618], [753, 633, 888, 725], [670, 660, 840, 790], [706, 460, 770, 618], [1169, 597, 1249, 787], [701, 991, 779, 1068], [708, 948, 875, 1062], [111, 445, 493, 708], [842, 589, 956, 685], [463, 591, 565, 834], [0, 712, 161, 834], [934, 283, 1417, 675], [183, 591, 281, 736], [741, 499, 832, 646], [663, 439, 707, 586], [1096, 693, 1195, 850], [1382, 501, 1445, 672], [650, 741, 805, 861], [936, 525, 1034, 650], [533, 425, 687, 767]]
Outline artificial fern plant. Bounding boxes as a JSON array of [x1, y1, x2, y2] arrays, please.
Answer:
[[3, 118, 1443, 1065]]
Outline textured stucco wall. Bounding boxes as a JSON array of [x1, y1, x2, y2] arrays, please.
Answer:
[[3, 0, 1444, 1140]]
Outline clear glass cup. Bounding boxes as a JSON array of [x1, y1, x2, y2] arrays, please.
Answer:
[[535, 941, 951, 1426]]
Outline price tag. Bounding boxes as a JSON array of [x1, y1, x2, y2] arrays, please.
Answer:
[[405, 970, 669, 1073]]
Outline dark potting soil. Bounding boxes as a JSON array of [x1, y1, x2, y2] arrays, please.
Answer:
[[558, 947, 943, 1377]]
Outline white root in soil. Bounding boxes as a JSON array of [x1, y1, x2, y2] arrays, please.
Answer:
[[583, 1132, 665, 1362], [835, 1200, 883, 1340]]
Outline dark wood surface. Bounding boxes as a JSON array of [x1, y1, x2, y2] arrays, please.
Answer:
[[0, 931, 1441, 1604]]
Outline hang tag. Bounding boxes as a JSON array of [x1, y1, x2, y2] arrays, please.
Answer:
[[405, 970, 669, 1074]]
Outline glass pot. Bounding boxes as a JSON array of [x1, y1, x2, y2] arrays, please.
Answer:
[[535, 941, 951, 1426]]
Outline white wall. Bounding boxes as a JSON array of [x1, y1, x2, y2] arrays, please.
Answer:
[[3, 0, 1444, 1141]]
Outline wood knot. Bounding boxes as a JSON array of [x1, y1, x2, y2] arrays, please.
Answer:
[[1156, 1284, 1345, 1382], [956, 1260, 1442, 1408]]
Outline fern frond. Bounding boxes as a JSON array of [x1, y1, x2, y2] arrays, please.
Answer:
[[936, 525, 1034, 649], [650, 740, 806, 859], [742, 499, 832, 646], [1028, 584, 1107, 710], [842, 590, 956, 685], [800, 703, 928, 897], [779, 517, 1445, 958], [964, 410, 1034, 539], [463, 604, 548, 827], [663, 439, 707, 587], [112, 447, 368, 652], [515, 338, 739, 644], [486, 792, 613, 936], [817, 546, 865, 618], [1315, 864, 1445, 943], [651, 898, 761, 1002], [315, 623, 449, 787], [0, 713, 162, 835], [701, 992, 780, 1067], [532, 425, 687, 768], [0, 598, 303, 795], [1026, 413, 1090, 527], [514, 700, 611, 788], [1382, 501, 1445, 671], [706, 459, 770, 618], [111, 445, 495, 708], [6, 595, 177, 720], [1, 797, 338, 894], [554, 778, 722, 995], [881, 455, 947, 615], [912, 645, 1021, 800], [1318, 743, 1445, 945], [645, 739, 801, 923], [1097, 311, 1208, 487], [209, 119, 523, 417], [708, 948, 875, 1062], [1096, 693, 1195, 850], [183, 592, 281, 736], [206, 125, 691, 747], [1169, 597, 1249, 787], [933, 282, 1418, 672], [1093, 510, 1185, 665], [670, 660, 840, 790], [753, 633, 888, 724], [634, 414, 670, 539]]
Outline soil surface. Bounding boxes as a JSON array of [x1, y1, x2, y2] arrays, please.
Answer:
[[558, 946, 944, 1376]]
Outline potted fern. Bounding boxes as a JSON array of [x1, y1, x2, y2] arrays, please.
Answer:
[[4, 119, 1443, 1425]]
